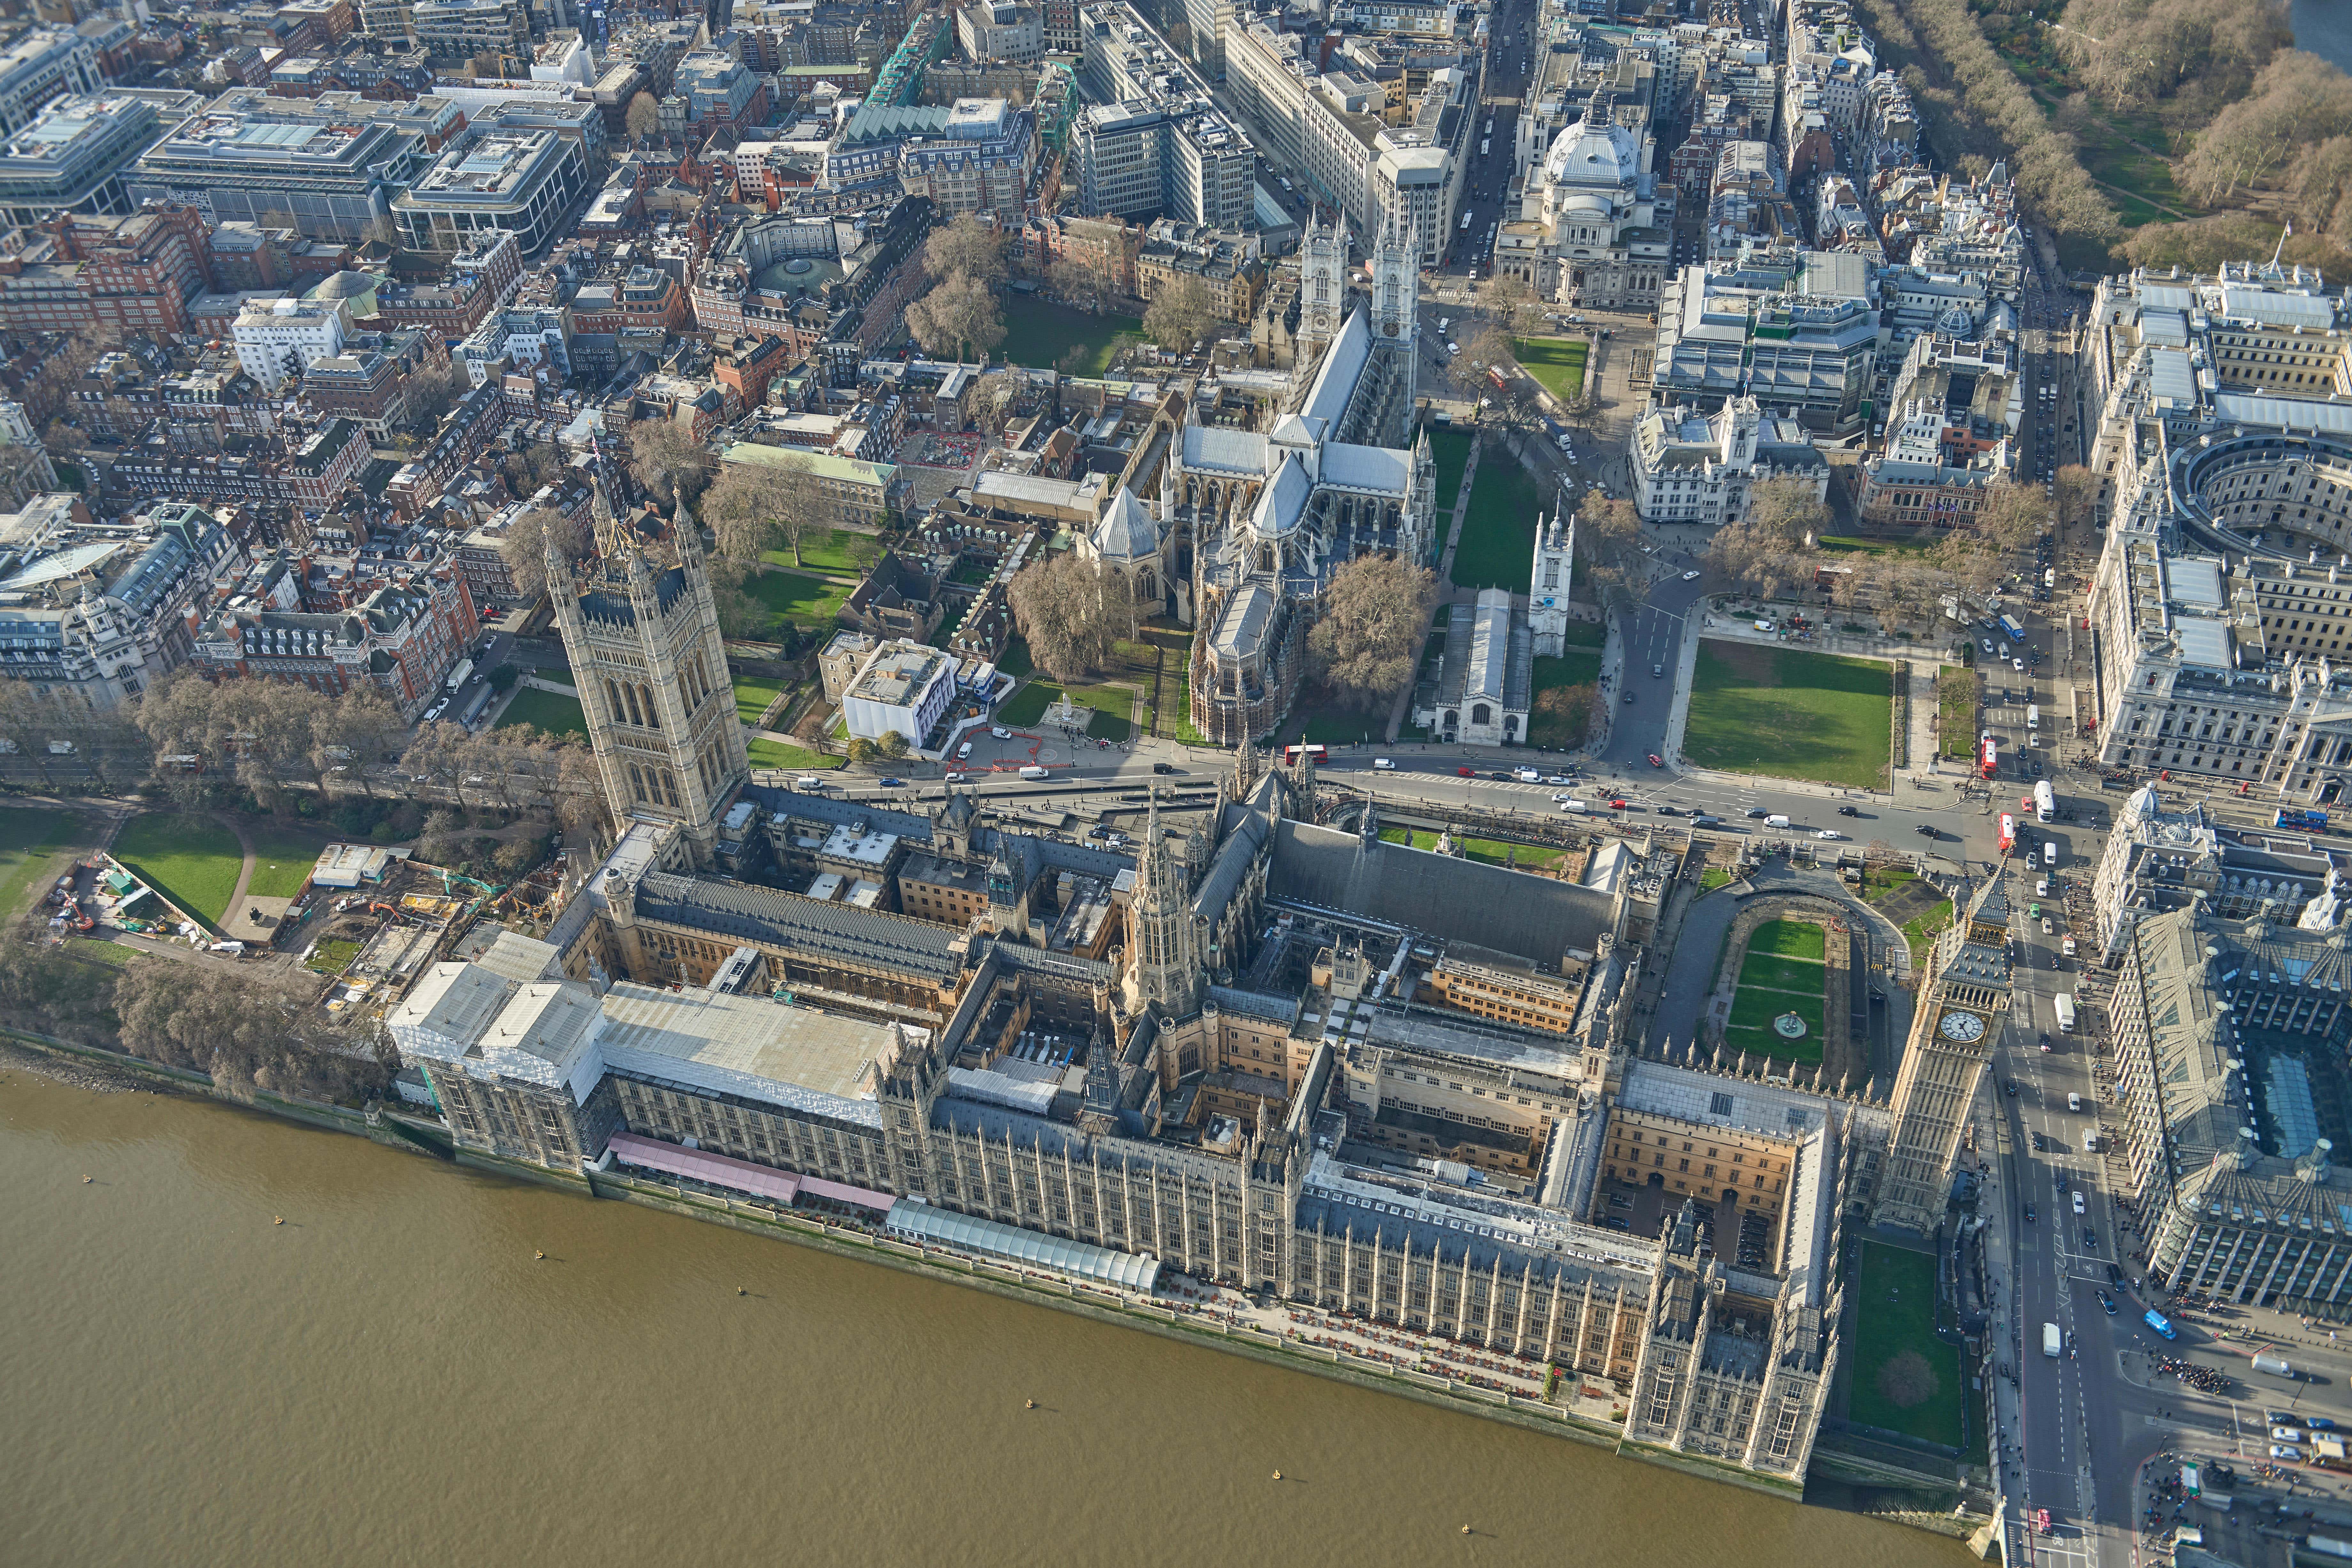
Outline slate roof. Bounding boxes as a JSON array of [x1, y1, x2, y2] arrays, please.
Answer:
[[1180, 424, 1267, 475], [1268, 818, 1615, 964], [633, 871, 963, 981]]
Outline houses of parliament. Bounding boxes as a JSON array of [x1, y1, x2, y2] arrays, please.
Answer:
[[385, 417, 1996, 1493]]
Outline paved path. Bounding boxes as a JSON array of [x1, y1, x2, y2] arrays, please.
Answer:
[[213, 812, 265, 940]]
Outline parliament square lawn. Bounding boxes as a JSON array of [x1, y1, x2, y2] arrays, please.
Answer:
[[1683, 641, 1893, 789]]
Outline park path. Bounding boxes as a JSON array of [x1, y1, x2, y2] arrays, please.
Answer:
[[215, 812, 261, 938]]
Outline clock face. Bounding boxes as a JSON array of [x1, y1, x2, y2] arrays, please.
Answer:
[[1312, 310, 1330, 330], [1939, 1010, 1986, 1043], [1384, 320, 1399, 336]]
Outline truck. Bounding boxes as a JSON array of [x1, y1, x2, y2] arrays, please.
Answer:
[[444, 657, 474, 694], [2144, 1308, 2177, 1340], [2278, 807, 2331, 832], [2000, 614, 2027, 642], [458, 684, 493, 727], [2034, 779, 2056, 822], [2043, 1322, 2062, 1357], [2308, 1536, 2352, 1560], [2253, 1352, 2298, 1379], [2054, 994, 2076, 1033]]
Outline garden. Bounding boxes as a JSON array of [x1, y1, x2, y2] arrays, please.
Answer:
[[1721, 917, 1829, 1064], [1379, 827, 1566, 871], [1845, 1241, 1964, 1450], [1527, 622, 1606, 748], [742, 569, 850, 636], [758, 528, 874, 577], [112, 811, 245, 930], [999, 296, 1147, 377], [0, 805, 87, 922], [495, 687, 589, 740], [747, 737, 843, 772], [1511, 336, 1589, 404], [998, 678, 1133, 741], [1682, 641, 1894, 789], [1449, 438, 1546, 594]]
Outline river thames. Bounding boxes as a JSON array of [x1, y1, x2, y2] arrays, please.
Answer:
[[0, 1070, 1969, 1567]]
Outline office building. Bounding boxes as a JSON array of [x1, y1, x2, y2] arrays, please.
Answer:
[[125, 90, 453, 241], [394, 127, 596, 253], [1630, 396, 1827, 528], [1650, 252, 1878, 437], [0, 91, 202, 229]]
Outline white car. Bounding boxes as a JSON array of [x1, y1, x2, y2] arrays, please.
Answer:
[[2273, 1444, 2305, 1462], [1543, 774, 1572, 785], [990, 726, 1011, 739], [2013, 658, 2026, 673], [1814, 830, 1842, 841], [1681, 570, 1701, 582], [1514, 767, 1540, 782], [2274, 1425, 2307, 1442], [1446, 342, 1461, 356], [1373, 757, 1396, 770]]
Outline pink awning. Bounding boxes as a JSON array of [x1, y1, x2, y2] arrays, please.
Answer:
[[607, 1132, 801, 1204], [797, 1174, 895, 1212]]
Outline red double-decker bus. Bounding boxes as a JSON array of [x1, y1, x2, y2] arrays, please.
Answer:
[[1980, 738, 1999, 779], [1998, 814, 2017, 854]]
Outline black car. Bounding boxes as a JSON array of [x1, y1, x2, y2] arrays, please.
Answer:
[[1656, 805, 1681, 816], [1488, 771, 1512, 781], [1624, 690, 1636, 704], [1151, 762, 1178, 774], [2099, 1292, 2119, 1315], [2107, 1261, 2124, 1285], [2084, 1227, 2098, 1250], [2004, 1080, 2017, 1096], [1745, 807, 1769, 819], [2024, 1203, 2036, 1222], [1916, 824, 1938, 838], [1838, 805, 1860, 817]]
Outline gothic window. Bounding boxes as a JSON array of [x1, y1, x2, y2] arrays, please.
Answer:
[[639, 684, 660, 728], [661, 769, 680, 807], [627, 763, 646, 801], [1471, 703, 1492, 726], [622, 684, 643, 727], [607, 678, 625, 725]]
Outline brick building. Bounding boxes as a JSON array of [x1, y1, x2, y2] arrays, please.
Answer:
[[0, 201, 215, 338]]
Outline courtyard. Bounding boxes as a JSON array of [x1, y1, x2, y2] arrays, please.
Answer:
[[1682, 641, 1894, 789], [1845, 1241, 1965, 1450], [1449, 437, 1546, 594], [999, 297, 1147, 377], [1721, 917, 1829, 1064]]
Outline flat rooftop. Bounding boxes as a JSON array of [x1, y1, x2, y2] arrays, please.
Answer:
[[597, 982, 895, 1105]]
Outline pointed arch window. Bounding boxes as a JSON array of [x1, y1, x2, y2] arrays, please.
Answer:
[[639, 684, 660, 728], [660, 769, 680, 808], [607, 678, 626, 726]]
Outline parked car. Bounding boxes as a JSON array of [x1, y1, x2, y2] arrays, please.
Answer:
[[2272, 1445, 2304, 1462], [990, 726, 1012, 739]]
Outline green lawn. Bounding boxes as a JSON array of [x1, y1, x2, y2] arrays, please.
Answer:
[[1429, 427, 1473, 514], [1700, 868, 1733, 891], [306, 937, 363, 975], [1000, 296, 1148, 377], [1451, 442, 1547, 593], [758, 529, 872, 577], [1817, 534, 1934, 556], [1682, 641, 1893, 789], [1737, 952, 1830, 992], [1512, 336, 1588, 403], [996, 638, 1033, 678], [1286, 704, 1385, 747], [1726, 986, 1825, 1037], [1847, 1242, 1964, 1449], [997, 679, 1133, 740], [1938, 666, 1979, 760], [1747, 918, 1826, 961], [747, 737, 843, 772], [735, 675, 788, 729], [1381, 827, 1567, 871], [1527, 651, 1603, 748], [244, 823, 337, 900], [744, 569, 848, 634], [1901, 903, 1957, 966], [112, 811, 244, 930], [0, 805, 84, 921], [495, 686, 589, 740]]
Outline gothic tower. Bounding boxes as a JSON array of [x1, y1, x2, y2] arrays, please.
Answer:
[[1371, 211, 1416, 352], [1873, 873, 2014, 1232], [1123, 791, 1204, 1019], [1294, 209, 1347, 375], [1530, 498, 1575, 657], [547, 466, 750, 868]]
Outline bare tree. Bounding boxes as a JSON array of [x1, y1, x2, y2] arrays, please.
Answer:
[[1575, 495, 1649, 611], [1007, 552, 1127, 680], [706, 453, 827, 566], [2054, 464, 2100, 531], [626, 91, 660, 141], [905, 271, 1007, 362], [1142, 275, 1217, 350], [1306, 555, 1438, 709], [499, 505, 595, 603], [628, 417, 713, 508], [924, 214, 1011, 290], [1975, 481, 2049, 552]]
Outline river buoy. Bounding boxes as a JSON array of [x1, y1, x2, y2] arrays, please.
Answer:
[[1272, 1470, 1283, 1481], [1024, 1399, 1036, 1410], [272, 1215, 283, 1225], [1461, 1525, 1473, 1536], [737, 1286, 747, 1296], [82, 1174, 92, 1184]]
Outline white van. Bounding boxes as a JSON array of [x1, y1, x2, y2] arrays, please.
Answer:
[[955, 740, 973, 761], [2061, 935, 2077, 957], [2026, 703, 2039, 730], [1558, 799, 1588, 814], [1765, 814, 1790, 828], [2044, 841, 2058, 868], [1017, 765, 1050, 780], [2067, 1092, 2083, 1112], [794, 775, 826, 790], [2072, 1190, 2086, 1215]]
